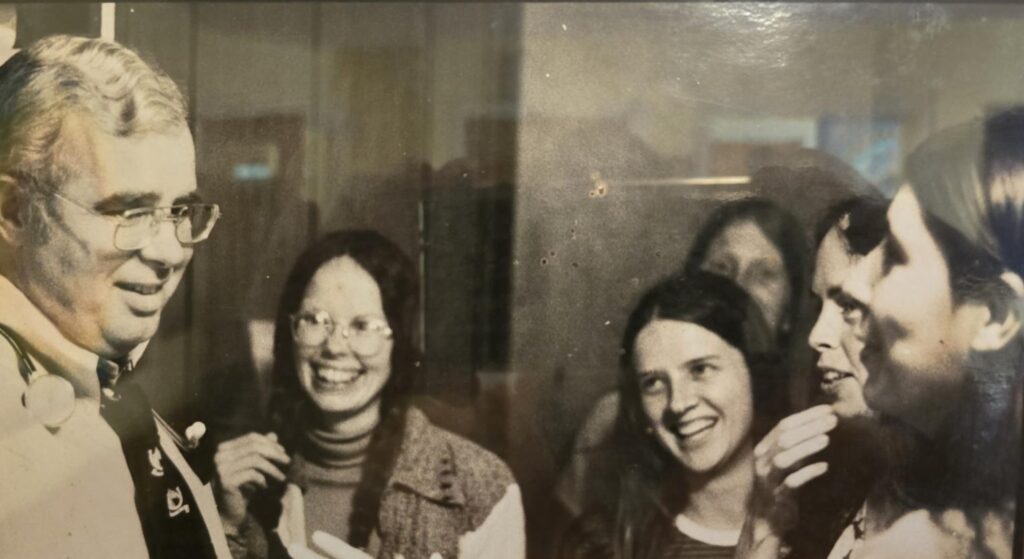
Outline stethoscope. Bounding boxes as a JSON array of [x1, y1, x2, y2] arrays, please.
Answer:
[[0, 325, 207, 448], [0, 324, 76, 430]]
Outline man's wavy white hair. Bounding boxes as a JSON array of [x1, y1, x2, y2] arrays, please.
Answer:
[[0, 34, 187, 194]]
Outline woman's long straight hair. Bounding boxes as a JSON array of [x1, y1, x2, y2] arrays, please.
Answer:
[[610, 271, 786, 559], [680, 195, 809, 347], [261, 229, 422, 547], [900, 110, 1024, 556]]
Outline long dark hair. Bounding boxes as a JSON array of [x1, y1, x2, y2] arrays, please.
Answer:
[[608, 271, 786, 559], [265, 229, 422, 547], [681, 195, 809, 348], [899, 111, 1024, 555]]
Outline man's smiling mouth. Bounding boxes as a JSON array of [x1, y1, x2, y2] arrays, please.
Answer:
[[116, 282, 164, 296]]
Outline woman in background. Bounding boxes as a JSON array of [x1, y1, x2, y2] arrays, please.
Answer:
[[681, 194, 810, 353], [558, 195, 809, 518], [213, 230, 524, 559], [560, 271, 789, 559]]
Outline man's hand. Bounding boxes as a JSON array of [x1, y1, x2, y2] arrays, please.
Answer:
[[213, 432, 291, 529], [735, 405, 838, 559]]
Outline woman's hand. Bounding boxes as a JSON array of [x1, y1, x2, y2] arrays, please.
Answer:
[[735, 405, 838, 559], [213, 432, 291, 529]]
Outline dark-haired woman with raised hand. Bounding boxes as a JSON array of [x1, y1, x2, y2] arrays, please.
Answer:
[[214, 230, 524, 559]]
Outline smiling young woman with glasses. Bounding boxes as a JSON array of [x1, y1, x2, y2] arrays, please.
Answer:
[[212, 229, 525, 559]]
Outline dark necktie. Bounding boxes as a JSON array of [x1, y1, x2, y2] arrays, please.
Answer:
[[98, 359, 217, 559]]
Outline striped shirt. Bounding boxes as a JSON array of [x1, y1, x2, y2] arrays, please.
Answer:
[[656, 513, 737, 559]]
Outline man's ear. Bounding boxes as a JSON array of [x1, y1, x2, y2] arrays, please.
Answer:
[[969, 272, 1023, 352], [0, 176, 26, 245]]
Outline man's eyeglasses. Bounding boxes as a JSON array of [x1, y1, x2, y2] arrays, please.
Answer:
[[290, 310, 393, 357], [50, 190, 221, 251]]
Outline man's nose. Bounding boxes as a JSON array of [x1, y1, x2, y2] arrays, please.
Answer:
[[139, 219, 189, 268]]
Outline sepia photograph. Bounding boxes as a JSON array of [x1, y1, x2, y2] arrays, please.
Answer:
[[0, 3, 1022, 558]]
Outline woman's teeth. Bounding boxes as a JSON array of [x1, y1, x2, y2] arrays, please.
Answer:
[[315, 367, 361, 386], [675, 417, 716, 438]]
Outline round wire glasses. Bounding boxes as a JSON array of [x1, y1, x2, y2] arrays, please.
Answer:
[[289, 310, 394, 357]]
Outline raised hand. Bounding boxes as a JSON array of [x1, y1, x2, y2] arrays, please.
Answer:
[[735, 404, 838, 559], [213, 431, 291, 528]]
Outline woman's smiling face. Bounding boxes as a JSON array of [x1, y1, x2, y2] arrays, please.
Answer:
[[633, 319, 755, 474], [294, 255, 394, 419]]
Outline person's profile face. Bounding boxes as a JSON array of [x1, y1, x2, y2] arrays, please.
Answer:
[[633, 319, 754, 474], [700, 219, 790, 337], [808, 224, 871, 418], [15, 116, 197, 358], [846, 186, 980, 435], [293, 255, 394, 419]]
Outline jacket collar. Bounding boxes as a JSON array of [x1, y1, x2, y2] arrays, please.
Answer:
[[0, 274, 147, 401], [388, 407, 466, 507]]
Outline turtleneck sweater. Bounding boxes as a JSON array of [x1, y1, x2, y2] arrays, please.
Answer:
[[293, 424, 374, 543]]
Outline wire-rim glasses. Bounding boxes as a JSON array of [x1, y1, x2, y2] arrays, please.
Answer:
[[49, 190, 221, 251], [290, 310, 393, 357]]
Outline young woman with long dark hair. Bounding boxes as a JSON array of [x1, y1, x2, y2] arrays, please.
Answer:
[[561, 271, 788, 559], [558, 196, 809, 519], [213, 230, 525, 559]]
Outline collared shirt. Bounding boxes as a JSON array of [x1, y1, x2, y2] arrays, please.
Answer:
[[0, 274, 230, 558]]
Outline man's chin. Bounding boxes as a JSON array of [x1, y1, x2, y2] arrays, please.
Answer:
[[102, 320, 160, 357]]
